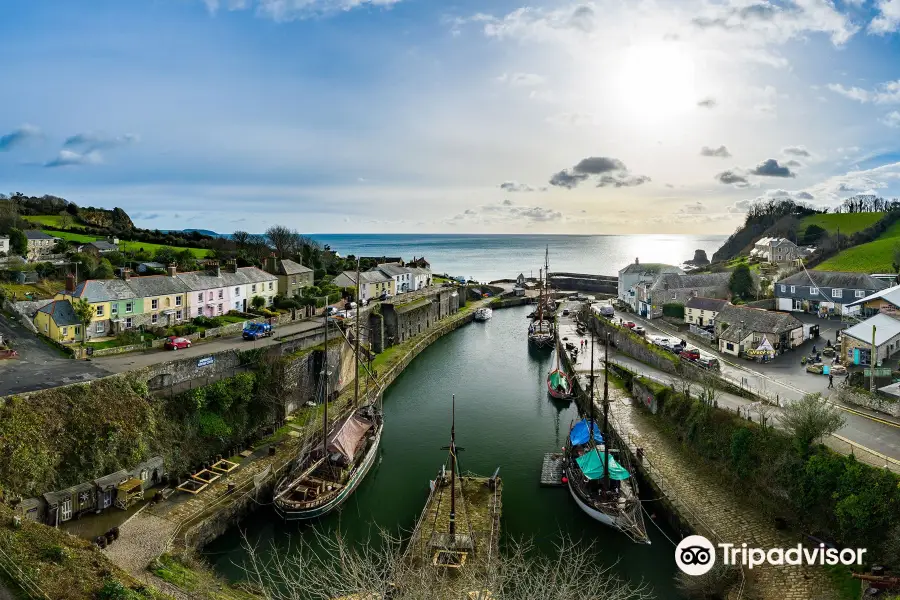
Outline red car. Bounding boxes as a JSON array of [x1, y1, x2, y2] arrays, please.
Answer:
[[679, 348, 700, 361], [624, 321, 636, 329], [164, 336, 192, 350]]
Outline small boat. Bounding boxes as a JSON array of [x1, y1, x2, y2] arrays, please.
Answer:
[[547, 338, 573, 400], [404, 395, 502, 595], [564, 329, 649, 543], [274, 260, 384, 521], [474, 307, 493, 322]]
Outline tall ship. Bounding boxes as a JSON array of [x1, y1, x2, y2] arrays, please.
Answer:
[[564, 330, 649, 543], [273, 263, 384, 520], [528, 247, 555, 348], [403, 395, 502, 596]]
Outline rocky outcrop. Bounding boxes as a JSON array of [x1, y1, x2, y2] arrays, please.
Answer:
[[685, 249, 709, 266], [77, 206, 135, 231]]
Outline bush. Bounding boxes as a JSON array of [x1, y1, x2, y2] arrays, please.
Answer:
[[116, 330, 144, 346], [662, 303, 684, 319], [171, 324, 198, 337]]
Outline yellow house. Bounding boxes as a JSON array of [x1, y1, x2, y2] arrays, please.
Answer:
[[53, 276, 137, 340], [35, 300, 84, 343], [332, 270, 396, 303]]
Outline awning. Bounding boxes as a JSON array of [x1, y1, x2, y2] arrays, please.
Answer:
[[569, 419, 603, 446], [575, 450, 630, 481], [326, 415, 374, 460]]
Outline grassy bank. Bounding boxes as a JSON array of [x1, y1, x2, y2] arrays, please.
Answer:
[[815, 219, 900, 272], [44, 230, 210, 259], [153, 553, 257, 600], [800, 212, 885, 236]]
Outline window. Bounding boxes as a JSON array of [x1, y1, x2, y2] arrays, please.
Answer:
[[234, 287, 240, 296], [789, 286, 795, 293], [198, 293, 204, 302], [125, 317, 133, 329], [175, 296, 182, 306], [96, 305, 105, 317], [217, 303, 223, 315], [252, 284, 257, 293], [810, 287, 818, 295], [197, 307, 202, 316], [111, 303, 118, 314], [61, 327, 68, 336], [269, 282, 273, 290], [176, 310, 182, 320], [218, 290, 223, 299], [125, 302, 134, 313], [43, 322, 48, 332], [74, 326, 80, 336], [780, 285, 786, 292], [151, 314, 158, 324], [151, 298, 158, 310], [832, 289, 842, 298], [856, 290, 865, 298], [726, 342, 734, 351], [96, 322, 104, 333]]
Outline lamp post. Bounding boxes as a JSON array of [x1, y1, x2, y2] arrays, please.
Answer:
[[871, 324, 877, 393]]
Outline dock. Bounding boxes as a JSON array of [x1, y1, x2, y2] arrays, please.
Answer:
[[540, 452, 565, 486]]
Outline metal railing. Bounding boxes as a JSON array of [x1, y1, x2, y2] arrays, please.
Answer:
[[0, 543, 52, 600]]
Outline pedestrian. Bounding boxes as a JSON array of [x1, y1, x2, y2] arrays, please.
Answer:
[[828, 374, 834, 389]]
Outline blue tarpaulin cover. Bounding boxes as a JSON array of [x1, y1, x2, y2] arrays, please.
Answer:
[[575, 451, 631, 481], [569, 419, 603, 446]]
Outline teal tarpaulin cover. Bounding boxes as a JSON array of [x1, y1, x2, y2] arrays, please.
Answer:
[[575, 450, 631, 481]]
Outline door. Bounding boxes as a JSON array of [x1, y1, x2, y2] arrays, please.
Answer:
[[60, 498, 72, 522], [243, 299, 247, 312], [698, 317, 704, 326]]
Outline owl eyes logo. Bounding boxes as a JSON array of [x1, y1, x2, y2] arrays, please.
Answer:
[[675, 535, 716, 576]]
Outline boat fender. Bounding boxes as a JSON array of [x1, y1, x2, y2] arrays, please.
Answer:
[[561, 476, 568, 483]]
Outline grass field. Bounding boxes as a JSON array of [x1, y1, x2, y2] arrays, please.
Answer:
[[799, 212, 884, 236], [815, 218, 900, 273], [0, 279, 63, 300], [21, 214, 86, 230], [46, 229, 210, 258]]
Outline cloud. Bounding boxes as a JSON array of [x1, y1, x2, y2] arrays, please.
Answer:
[[700, 145, 731, 158], [449, 200, 564, 224], [782, 145, 811, 157], [750, 158, 796, 177], [870, 0, 900, 34], [827, 80, 900, 104], [678, 201, 706, 214], [473, 4, 599, 40], [549, 156, 650, 189], [883, 111, 900, 128], [202, 0, 403, 20], [44, 150, 103, 168], [499, 181, 546, 192], [783, 159, 804, 168], [502, 198, 513, 206], [132, 212, 161, 220], [0, 124, 41, 151], [496, 72, 545, 86], [715, 169, 750, 186], [63, 132, 139, 152], [697, 97, 717, 108]]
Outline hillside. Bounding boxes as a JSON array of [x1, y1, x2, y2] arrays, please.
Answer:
[[814, 219, 900, 273], [799, 212, 884, 236]]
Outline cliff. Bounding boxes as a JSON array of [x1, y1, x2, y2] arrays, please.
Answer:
[[77, 206, 135, 231]]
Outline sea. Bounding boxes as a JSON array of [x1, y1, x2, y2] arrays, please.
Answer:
[[308, 233, 728, 282]]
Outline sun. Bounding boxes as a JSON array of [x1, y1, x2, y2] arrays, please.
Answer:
[[609, 40, 699, 127]]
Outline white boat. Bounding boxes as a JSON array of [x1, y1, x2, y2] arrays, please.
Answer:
[[474, 307, 493, 321]]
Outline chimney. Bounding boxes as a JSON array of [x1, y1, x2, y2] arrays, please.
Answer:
[[266, 254, 278, 274], [227, 259, 238, 273], [167, 263, 177, 277], [207, 261, 220, 277], [65, 273, 75, 293], [635, 257, 640, 265], [121, 268, 132, 281]]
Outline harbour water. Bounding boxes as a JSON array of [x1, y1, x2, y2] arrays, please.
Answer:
[[204, 305, 682, 597], [310, 233, 727, 282]]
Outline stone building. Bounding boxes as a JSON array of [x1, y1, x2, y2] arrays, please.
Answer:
[[380, 287, 460, 346], [637, 272, 731, 319], [265, 255, 313, 297]]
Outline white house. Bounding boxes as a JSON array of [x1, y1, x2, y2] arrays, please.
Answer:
[[374, 263, 415, 293], [749, 237, 801, 263], [0, 236, 9, 256], [409, 266, 431, 290], [617, 260, 683, 311]]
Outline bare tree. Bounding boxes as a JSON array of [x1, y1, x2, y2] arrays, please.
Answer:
[[778, 392, 845, 454], [697, 373, 722, 406], [233, 230, 251, 249], [238, 528, 652, 600], [755, 401, 776, 432], [266, 225, 300, 259]]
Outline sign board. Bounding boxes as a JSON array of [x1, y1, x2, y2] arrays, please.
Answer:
[[197, 356, 215, 368], [864, 367, 892, 377]]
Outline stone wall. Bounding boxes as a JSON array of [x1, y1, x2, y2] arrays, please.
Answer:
[[632, 379, 661, 414], [5, 299, 48, 334], [141, 349, 246, 391], [549, 272, 617, 295], [836, 386, 900, 418], [381, 288, 460, 347]]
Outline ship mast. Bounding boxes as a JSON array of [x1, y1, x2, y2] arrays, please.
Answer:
[[354, 259, 361, 408], [602, 332, 610, 492], [322, 297, 329, 458], [449, 394, 457, 537]]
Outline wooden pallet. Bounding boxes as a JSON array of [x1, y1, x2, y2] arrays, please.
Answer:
[[540, 452, 566, 486]]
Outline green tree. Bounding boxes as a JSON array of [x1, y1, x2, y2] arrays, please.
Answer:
[[72, 298, 94, 343], [778, 392, 845, 455], [801, 224, 826, 245], [251, 295, 265, 310], [93, 258, 114, 280], [8, 228, 27, 257], [729, 263, 754, 300]]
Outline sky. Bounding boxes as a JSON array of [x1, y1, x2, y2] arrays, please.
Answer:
[[2, 0, 900, 235]]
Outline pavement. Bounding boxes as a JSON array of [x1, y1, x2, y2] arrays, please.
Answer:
[[0, 315, 108, 396], [558, 303, 900, 467]]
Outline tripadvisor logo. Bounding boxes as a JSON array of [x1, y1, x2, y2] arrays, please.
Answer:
[[675, 535, 867, 575]]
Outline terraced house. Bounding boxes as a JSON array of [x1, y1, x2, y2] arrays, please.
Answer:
[[53, 275, 143, 339], [333, 269, 396, 303], [178, 261, 278, 316]]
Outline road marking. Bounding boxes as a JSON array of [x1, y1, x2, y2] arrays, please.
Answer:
[[831, 433, 900, 467], [833, 404, 900, 429]]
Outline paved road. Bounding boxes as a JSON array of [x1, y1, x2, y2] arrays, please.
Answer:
[[558, 306, 900, 465], [0, 315, 108, 396], [96, 317, 325, 373]]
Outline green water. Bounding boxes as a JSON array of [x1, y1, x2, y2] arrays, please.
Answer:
[[204, 305, 681, 597]]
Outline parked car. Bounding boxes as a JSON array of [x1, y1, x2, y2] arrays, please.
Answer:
[[164, 336, 191, 350], [599, 305, 614, 318], [624, 321, 636, 329], [242, 322, 273, 341], [562, 309, 570, 316], [379, 292, 393, 301], [697, 355, 720, 370], [679, 347, 700, 361], [326, 306, 339, 316], [634, 326, 646, 336]]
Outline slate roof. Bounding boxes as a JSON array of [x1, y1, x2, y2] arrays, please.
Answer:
[[24, 230, 56, 240], [846, 283, 900, 308], [716, 305, 803, 336], [619, 263, 683, 276], [37, 299, 80, 326], [275, 259, 312, 276], [237, 266, 278, 284], [94, 469, 129, 490], [68, 279, 137, 302], [126, 275, 189, 298], [685, 297, 730, 312], [777, 270, 889, 291], [138, 262, 166, 269], [374, 263, 410, 277], [175, 267, 275, 292], [83, 240, 118, 252], [842, 313, 900, 346], [651, 272, 731, 291], [336, 270, 392, 286]]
